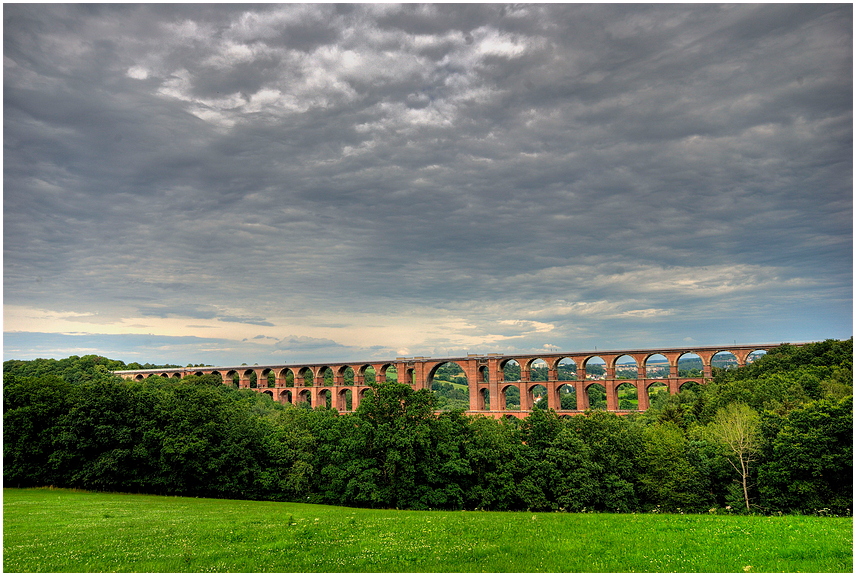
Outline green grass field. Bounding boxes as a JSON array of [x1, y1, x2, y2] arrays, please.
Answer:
[[4, 487, 852, 572]]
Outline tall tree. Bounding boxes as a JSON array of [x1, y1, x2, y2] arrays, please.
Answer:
[[349, 380, 439, 508], [758, 397, 853, 514], [638, 422, 710, 512], [3, 376, 79, 486], [706, 403, 761, 511]]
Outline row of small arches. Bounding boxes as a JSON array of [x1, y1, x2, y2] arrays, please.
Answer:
[[485, 380, 702, 410], [481, 350, 765, 381], [136, 364, 404, 387], [257, 380, 702, 413]]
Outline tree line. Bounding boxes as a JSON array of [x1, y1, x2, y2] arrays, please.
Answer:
[[3, 339, 851, 514]]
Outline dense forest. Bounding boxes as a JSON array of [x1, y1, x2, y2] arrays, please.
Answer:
[[4, 340, 852, 515]]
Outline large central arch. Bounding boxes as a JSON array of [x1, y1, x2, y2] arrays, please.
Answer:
[[429, 361, 471, 411]]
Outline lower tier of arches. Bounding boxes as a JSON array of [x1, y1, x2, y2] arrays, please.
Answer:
[[246, 377, 706, 416]]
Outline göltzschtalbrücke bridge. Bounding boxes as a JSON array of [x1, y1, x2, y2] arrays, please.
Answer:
[[114, 343, 789, 418]]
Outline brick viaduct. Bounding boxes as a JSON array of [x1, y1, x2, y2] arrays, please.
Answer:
[[113, 343, 784, 418]]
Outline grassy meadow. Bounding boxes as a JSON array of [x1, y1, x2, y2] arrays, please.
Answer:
[[4, 487, 852, 573]]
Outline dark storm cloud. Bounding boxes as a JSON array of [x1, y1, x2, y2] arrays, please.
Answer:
[[4, 4, 851, 363]]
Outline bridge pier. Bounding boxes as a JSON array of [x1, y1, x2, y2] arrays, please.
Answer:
[[635, 382, 647, 410]]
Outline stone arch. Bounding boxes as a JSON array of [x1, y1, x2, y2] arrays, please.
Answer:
[[644, 354, 669, 378], [615, 355, 638, 379], [278, 368, 296, 386], [279, 389, 293, 404], [478, 365, 489, 383], [171, 372, 182, 379], [380, 363, 397, 382], [317, 366, 334, 386], [317, 388, 332, 409], [616, 382, 638, 410], [296, 388, 312, 405], [585, 381, 607, 410], [477, 386, 490, 410], [711, 350, 738, 371], [135, 374, 145, 381], [554, 357, 577, 380], [339, 365, 355, 386], [677, 352, 703, 377], [500, 383, 520, 410], [646, 381, 669, 409], [296, 367, 314, 386], [428, 361, 469, 411], [262, 390, 274, 399], [527, 358, 549, 382], [402, 366, 415, 385], [159, 372, 169, 378], [500, 358, 521, 382], [523, 381, 549, 410], [359, 364, 377, 385], [336, 388, 353, 411], [194, 371, 204, 377], [224, 370, 239, 387], [259, 368, 275, 387], [238, 368, 256, 388], [746, 349, 767, 364], [425, 361, 460, 384], [357, 386, 372, 403], [583, 356, 606, 380], [557, 383, 577, 410]]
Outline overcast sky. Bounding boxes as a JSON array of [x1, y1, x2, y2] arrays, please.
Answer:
[[4, 4, 852, 366]]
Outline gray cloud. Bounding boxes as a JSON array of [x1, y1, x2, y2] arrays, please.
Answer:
[[273, 335, 347, 352], [4, 4, 851, 364], [217, 316, 275, 327], [138, 305, 219, 320]]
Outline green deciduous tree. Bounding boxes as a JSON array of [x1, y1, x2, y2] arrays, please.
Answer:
[[340, 380, 441, 508], [758, 397, 852, 514], [51, 380, 160, 492], [706, 403, 761, 511], [3, 375, 79, 486], [638, 422, 711, 512], [462, 416, 526, 511], [571, 411, 643, 512]]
